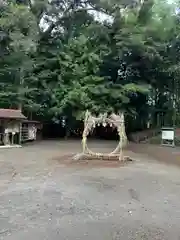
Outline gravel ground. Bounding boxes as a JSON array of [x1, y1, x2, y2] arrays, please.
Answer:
[[0, 140, 180, 240]]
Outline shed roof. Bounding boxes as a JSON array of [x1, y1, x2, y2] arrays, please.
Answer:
[[22, 120, 40, 124], [0, 109, 26, 119]]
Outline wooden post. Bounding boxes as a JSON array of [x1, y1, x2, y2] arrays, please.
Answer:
[[119, 129, 123, 161], [19, 122, 22, 145], [12, 133, 14, 145]]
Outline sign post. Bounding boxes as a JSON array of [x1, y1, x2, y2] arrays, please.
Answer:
[[161, 127, 175, 147]]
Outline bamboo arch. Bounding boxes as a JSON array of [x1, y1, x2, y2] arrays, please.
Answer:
[[73, 110, 129, 161]]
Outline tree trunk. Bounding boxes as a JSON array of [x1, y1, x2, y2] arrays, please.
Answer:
[[18, 67, 24, 111]]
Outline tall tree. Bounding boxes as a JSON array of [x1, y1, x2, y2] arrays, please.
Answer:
[[1, 0, 180, 130], [0, 1, 38, 111]]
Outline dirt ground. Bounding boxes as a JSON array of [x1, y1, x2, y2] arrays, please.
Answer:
[[1, 140, 180, 240], [128, 143, 180, 167]]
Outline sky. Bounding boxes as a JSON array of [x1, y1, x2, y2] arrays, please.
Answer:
[[40, 0, 178, 32]]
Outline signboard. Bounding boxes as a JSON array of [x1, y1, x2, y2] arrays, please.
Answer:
[[28, 125, 37, 140], [161, 127, 175, 147], [162, 130, 174, 140]]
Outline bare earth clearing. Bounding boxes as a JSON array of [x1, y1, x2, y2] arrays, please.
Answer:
[[0, 140, 180, 240]]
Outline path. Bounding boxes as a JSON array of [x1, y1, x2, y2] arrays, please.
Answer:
[[0, 140, 180, 240]]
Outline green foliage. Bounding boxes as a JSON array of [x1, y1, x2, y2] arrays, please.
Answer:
[[0, 0, 180, 130], [0, 1, 38, 110]]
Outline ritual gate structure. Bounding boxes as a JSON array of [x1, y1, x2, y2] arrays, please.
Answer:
[[74, 111, 130, 161]]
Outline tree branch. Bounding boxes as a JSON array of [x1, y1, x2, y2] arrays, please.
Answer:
[[41, 0, 113, 37]]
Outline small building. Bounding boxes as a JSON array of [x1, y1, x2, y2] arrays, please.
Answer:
[[0, 109, 26, 148], [21, 120, 43, 142]]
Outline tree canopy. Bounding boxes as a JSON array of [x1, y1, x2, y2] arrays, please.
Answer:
[[0, 0, 180, 131]]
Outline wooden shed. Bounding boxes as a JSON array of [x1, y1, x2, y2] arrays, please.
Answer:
[[0, 109, 26, 147]]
